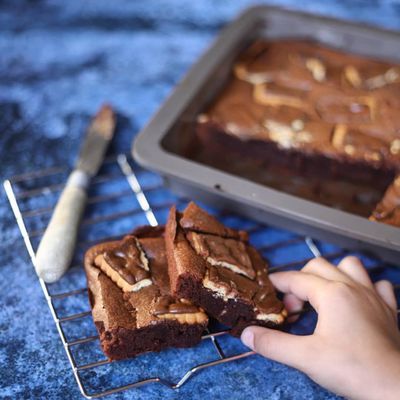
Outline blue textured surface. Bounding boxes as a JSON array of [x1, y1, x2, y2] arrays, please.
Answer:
[[1, 1, 400, 399]]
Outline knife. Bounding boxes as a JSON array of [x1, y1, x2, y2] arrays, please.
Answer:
[[35, 104, 116, 283]]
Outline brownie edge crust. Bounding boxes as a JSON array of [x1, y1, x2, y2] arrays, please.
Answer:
[[370, 175, 400, 226], [166, 202, 286, 336], [85, 225, 208, 360]]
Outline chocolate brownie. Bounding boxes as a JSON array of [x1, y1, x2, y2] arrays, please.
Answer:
[[370, 175, 400, 226], [165, 202, 286, 336], [193, 149, 385, 217], [85, 225, 208, 360], [196, 40, 400, 186]]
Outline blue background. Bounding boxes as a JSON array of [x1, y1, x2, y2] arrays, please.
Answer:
[[1, 1, 400, 399]]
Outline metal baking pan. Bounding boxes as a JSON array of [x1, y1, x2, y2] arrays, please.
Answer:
[[133, 5, 400, 264]]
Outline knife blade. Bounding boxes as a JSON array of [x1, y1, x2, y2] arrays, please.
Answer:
[[35, 104, 116, 283]]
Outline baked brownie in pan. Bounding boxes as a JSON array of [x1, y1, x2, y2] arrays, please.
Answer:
[[196, 40, 400, 187], [85, 225, 208, 360], [166, 202, 286, 336], [193, 148, 385, 217], [133, 7, 400, 264], [370, 175, 400, 226]]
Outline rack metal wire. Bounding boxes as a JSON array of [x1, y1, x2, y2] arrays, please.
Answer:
[[4, 153, 399, 398]]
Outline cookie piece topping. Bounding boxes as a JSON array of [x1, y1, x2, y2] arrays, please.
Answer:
[[370, 176, 400, 224], [96, 236, 152, 292], [186, 231, 255, 279], [153, 297, 208, 324]]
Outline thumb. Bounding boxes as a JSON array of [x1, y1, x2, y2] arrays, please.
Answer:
[[241, 326, 316, 371]]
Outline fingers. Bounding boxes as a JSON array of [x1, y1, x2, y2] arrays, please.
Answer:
[[283, 293, 304, 322], [337, 256, 373, 288], [303, 256, 373, 289], [375, 280, 398, 313], [241, 326, 316, 371], [270, 271, 326, 310], [302, 257, 345, 281]]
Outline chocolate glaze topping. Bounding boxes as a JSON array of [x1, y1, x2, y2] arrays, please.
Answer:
[[186, 231, 255, 280], [153, 296, 200, 316], [103, 236, 150, 285]]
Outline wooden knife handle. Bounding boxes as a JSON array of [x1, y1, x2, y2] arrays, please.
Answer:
[[35, 170, 89, 283]]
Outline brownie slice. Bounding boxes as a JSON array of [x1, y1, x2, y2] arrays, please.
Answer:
[[370, 175, 400, 227], [165, 202, 286, 336], [196, 40, 400, 186], [85, 225, 208, 360]]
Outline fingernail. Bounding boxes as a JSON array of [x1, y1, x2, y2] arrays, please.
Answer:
[[241, 328, 254, 349]]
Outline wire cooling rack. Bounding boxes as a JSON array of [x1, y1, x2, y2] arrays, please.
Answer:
[[4, 153, 400, 398]]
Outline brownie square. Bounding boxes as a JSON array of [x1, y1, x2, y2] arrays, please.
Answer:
[[165, 202, 286, 336], [85, 225, 208, 360]]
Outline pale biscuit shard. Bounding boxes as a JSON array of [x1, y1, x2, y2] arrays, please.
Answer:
[[234, 62, 274, 85], [390, 139, 400, 155], [206, 256, 252, 279], [202, 271, 238, 301], [134, 237, 149, 271], [344, 144, 356, 156], [344, 65, 362, 88], [365, 67, 400, 89], [331, 124, 348, 148], [156, 311, 208, 325], [263, 119, 312, 149], [364, 151, 382, 162], [361, 96, 377, 121], [305, 58, 326, 82], [291, 119, 305, 132], [297, 131, 313, 143], [331, 125, 382, 160], [264, 120, 296, 149], [255, 308, 288, 324], [253, 83, 304, 109], [94, 254, 152, 293], [385, 68, 399, 83]]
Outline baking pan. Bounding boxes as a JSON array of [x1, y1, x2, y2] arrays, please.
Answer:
[[133, 5, 400, 264]]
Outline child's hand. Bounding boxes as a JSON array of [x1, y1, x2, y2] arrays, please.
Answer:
[[241, 256, 400, 399]]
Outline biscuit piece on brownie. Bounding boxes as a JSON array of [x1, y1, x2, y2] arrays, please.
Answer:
[[370, 175, 400, 226], [85, 225, 208, 360], [165, 202, 286, 336]]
